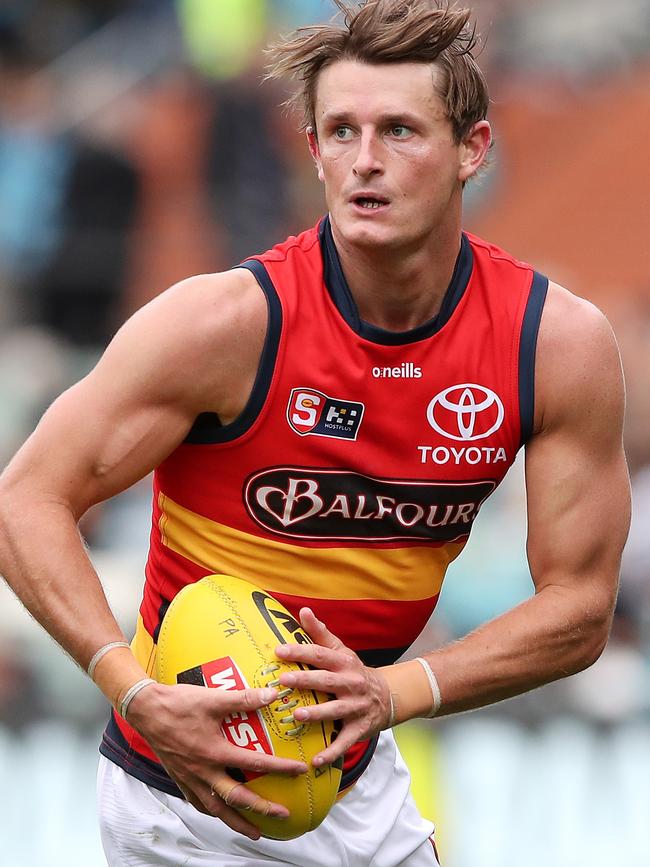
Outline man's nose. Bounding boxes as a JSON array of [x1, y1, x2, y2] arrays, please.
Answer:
[[352, 131, 384, 178]]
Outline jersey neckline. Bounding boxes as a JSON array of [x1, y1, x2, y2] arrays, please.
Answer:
[[318, 214, 473, 346]]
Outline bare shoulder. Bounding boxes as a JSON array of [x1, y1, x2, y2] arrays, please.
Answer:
[[534, 281, 624, 437], [151, 267, 266, 342], [98, 267, 268, 421]]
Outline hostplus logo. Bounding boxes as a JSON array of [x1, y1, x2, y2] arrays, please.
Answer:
[[287, 388, 364, 441]]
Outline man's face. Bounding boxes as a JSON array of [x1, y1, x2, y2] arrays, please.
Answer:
[[309, 59, 481, 251]]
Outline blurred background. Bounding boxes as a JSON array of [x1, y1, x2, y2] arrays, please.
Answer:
[[0, 1, 649, 864]]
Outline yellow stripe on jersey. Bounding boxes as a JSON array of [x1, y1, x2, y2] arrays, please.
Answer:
[[132, 614, 156, 672], [158, 493, 465, 602]]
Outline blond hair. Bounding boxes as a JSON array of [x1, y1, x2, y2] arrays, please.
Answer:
[[266, 0, 489, 143]]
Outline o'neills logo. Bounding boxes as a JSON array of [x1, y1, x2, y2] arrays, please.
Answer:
[[372, 363, 422, 379], [244, 467, 495, 542]]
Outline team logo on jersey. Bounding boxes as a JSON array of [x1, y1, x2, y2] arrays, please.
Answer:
[[287, 388, 364, 440], [426, 384, 504, 442], [245, 467, 495, 542]]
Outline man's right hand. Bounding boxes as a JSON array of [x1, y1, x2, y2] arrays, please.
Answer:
[[125, 682, 308, 839]]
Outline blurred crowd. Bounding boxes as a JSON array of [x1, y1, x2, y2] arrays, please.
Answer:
[[0, 0, 649, 734]]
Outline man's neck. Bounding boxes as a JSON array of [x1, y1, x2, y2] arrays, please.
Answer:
[[329, 221, 463, 333]]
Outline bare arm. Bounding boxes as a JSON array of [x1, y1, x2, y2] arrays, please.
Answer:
[[410, 285, 630, 714], [274, 283, 631, 761], [0, 269, 306, 836]]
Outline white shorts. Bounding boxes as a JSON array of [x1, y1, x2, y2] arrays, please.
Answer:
[[97, 730, 440, 867]]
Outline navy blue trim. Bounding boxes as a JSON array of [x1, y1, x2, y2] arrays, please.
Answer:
[[152, 597, 170, 645], [101, 712, 376, 798], [100, 714, 183, 798], [358, 646, 409, 668], [340, 735, 379, 790], [319, 215, 473, 345], [519, 271, 549, 446], [184, 412, 221, 443], [182, 260, 282, 444]]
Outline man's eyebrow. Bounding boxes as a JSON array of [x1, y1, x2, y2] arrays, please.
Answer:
[[320, 110, 423, 126], [320, 110, 354, 124]]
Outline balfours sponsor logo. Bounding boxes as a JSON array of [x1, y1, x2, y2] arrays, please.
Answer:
[[244, 467, 495, 542], [287, 388, 364, 440], [427, 383, 504, 441], [372, 363, 422, 379]]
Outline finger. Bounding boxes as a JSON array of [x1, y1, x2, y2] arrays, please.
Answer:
[[176, 781, 206, 815], [275, 641, 349, 671], [211, 776, 289, 820], [299, 607, 346, 650], [212, 686, 278, 716], [171, 776, 270, 840], [219, 742, 307, 776], [312, 724, 365, 767], [290, 698, 348, 724], [278, 665, 363, 695], [206, 795, 264, 839]]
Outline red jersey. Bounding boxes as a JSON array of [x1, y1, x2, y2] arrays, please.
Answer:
[[101, 217, 548, 794]]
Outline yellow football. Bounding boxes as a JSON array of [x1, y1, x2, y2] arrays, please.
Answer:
[[155, 574, 342, 839]]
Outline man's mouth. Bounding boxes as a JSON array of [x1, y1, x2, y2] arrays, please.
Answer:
[[352, 194, 389, 210]]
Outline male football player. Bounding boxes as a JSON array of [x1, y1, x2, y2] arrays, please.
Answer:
[[0, 2, 630, 865]]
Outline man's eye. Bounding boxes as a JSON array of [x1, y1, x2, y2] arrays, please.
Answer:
[[390, 125, 411, 138], [334, 126, 353, 140]]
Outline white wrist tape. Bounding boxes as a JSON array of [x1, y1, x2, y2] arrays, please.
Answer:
[[118, 678, 156, 721], [87, 641, 130, 681], [415, 657, 442, 718], [388, 692, 397, 728]]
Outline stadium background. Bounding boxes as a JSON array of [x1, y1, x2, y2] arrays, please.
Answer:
[[0, 1, 648, 864]]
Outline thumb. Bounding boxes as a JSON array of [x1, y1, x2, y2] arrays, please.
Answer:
[[299, 607, 345, 650]]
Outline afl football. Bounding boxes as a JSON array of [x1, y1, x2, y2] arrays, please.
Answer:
[[155, 574, 342, 839]]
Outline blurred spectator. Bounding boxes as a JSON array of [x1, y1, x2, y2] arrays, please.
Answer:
[[206, 76, 292, 263], [0, 27, 139, 346], [33, 126, 138, 346]]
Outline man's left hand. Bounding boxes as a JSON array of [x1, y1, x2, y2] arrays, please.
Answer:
[[274, 607, 392, 767]]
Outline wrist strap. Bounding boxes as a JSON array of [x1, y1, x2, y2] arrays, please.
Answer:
[[87, 642, 130, 681], [415, 657, 442, 718], [118, 678, 156, 721]]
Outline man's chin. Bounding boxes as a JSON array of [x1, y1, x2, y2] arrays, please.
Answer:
[[332, 216, 404, 251]]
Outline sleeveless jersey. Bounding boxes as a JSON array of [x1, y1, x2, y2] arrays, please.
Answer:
[[100, 216, 548, 795]]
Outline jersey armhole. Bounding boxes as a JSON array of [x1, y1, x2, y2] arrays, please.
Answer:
[[183, 259, 283, 444], [519, 271, 549, 447]]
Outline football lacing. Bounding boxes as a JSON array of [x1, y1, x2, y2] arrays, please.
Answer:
[[260, 662, 306, 736]]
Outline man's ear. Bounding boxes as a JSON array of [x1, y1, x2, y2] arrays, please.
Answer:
[[306, 126, 325, 182], [458, 120, 491, 183]]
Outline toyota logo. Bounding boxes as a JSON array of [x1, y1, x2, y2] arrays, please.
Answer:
[[427, 384, 504, 441]]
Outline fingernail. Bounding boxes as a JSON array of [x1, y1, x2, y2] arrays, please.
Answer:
[[281, 672, 296, 686], [259, 688, 276, 703], [313, 755, 324, 767], [271, 808, 289, 819], [293, 707, 308, 720], [275, 645, 289, 657]]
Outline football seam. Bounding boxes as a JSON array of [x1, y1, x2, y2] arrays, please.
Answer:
[[206, 579, 316, 824]]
